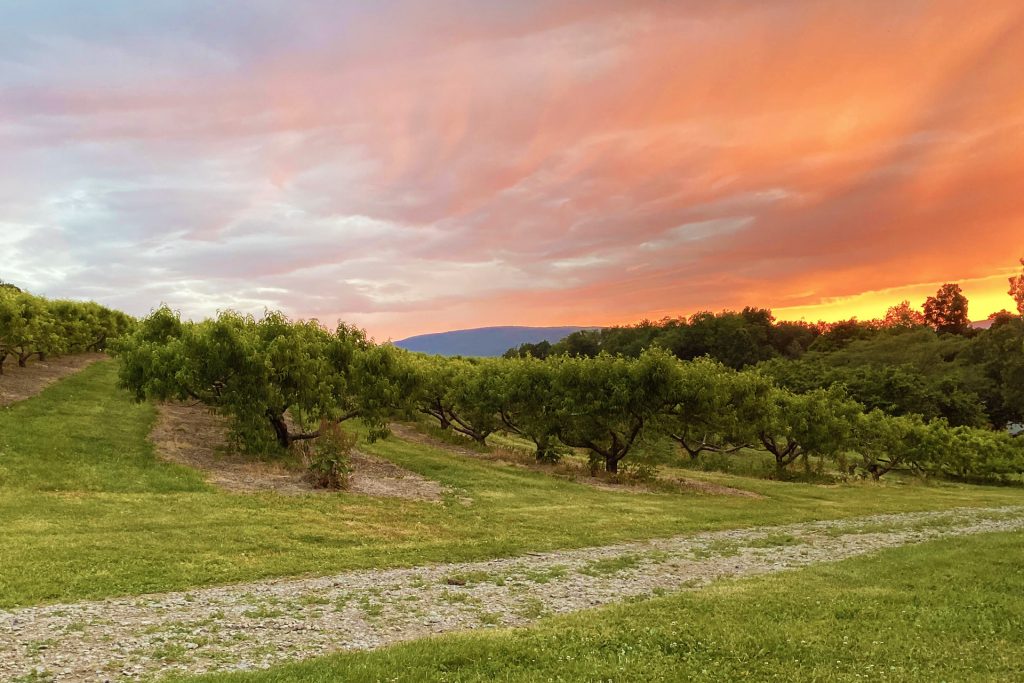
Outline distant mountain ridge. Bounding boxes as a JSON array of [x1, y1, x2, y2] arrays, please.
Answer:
[[396, 319, 1001, 357], [393, 326, 598, 357]]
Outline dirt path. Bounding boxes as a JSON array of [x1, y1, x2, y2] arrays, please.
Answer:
[[3, 506, 1023, 682], [0, 353, 107, 407]]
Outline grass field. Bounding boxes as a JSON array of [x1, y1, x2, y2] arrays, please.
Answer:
[[166, 530, 1024, 682], [3, 359, 1024, 613]]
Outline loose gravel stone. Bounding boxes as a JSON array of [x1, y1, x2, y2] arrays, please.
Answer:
[[1, 506, 1022, 682]]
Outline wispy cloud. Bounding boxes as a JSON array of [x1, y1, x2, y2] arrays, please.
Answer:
[[3, 1, 1023, 338]]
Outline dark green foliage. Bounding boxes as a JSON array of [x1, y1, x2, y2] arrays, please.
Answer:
[[660, 358, 772, 459], [112, 292, 1023, 481], [115, 307, 398, 453], [407, 355, 503, 444], [506, 309, 819, 369], [0, 286, 133, 374], [759, 329, 990, 427], [963, 316, 1024, 427], [547, 349, 679, 473], [489, 357, 566, 462], [749, 385, 863, 475], [806, 318, 879, 352]]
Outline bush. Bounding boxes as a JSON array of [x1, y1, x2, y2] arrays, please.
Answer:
[[303, 421, 354, 489], [618, 461, 660, 484]]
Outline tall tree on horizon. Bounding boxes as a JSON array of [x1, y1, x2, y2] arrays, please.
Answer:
[[882, 300, 926, 329], [1009, 257, 1024, 317], [923, 283, 970, 335]]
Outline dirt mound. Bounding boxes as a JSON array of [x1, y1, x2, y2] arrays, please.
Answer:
[[151, 402, 443, 501]]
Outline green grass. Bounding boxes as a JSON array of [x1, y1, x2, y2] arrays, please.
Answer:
[[0, 361, 206, 493], [2, 360, 1024, 609], [165, 530, 1024, 682]]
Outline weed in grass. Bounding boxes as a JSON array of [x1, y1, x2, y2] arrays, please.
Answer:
[[440, 590, 482, 606], [241, 606, 284, 620], [297, 594, 330, 607], [477, 611, 503, 626], [25, 639, 56, 655], [520, 565, 569, 584], [150, 642, 191, 663], [691, 539, 744, 560], [579, 554, 642, 577], [358, 596, 384, 618], [747, 533, 801, 548], [515, 597, 547, 620]]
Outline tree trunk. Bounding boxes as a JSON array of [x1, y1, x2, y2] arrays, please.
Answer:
[[533, 435, 557, 462], [605, 454, 620, 473], [267, 412, 292, 448]]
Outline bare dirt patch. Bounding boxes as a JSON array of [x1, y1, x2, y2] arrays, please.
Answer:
[[151, 401, 311, 494], [0, 353, 107, 407], [390, 423, 762, 498], [669, 476, 765, 499], [151, 402, 443, 501], [348, 450, 445, 502]]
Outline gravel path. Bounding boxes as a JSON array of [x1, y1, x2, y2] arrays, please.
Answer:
[[3, 506, 1023, 682]]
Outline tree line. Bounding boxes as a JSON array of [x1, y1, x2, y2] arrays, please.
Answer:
[[115, 305, 1024, 484], [505, 268, 1024, 432], [0, 281, 134, 375]]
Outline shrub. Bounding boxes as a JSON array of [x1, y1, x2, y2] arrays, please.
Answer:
[[303, 421, 354, 489]]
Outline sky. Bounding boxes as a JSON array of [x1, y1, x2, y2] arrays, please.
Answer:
[[3, 1, 1023, 340]]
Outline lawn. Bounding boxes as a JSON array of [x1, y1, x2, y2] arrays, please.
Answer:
[[167, 529, 1024, 682], [2, 360, 1024, 608]]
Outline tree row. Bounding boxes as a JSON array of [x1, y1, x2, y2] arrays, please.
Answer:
[[116, 307, 1024, 483], [0, 283, 134, 374]]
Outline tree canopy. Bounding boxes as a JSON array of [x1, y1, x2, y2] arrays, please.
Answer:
[[923, 283, 970, 335]]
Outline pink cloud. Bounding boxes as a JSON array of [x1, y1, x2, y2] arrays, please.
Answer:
[[2, 1, 1023, 339]]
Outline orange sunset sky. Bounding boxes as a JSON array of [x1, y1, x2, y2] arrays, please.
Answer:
[[3, 1, 1022, 339]]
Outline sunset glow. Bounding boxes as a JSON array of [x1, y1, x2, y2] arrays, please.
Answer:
[[3, 1, 1023, 339]]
